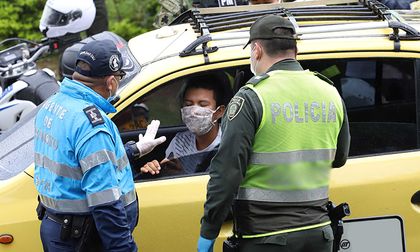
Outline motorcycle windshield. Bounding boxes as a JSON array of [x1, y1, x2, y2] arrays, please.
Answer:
[[0, 106, 39, 180]]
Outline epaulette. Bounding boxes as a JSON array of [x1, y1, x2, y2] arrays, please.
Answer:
[[246, 73, 269, 86], [314, 71, 334, 86], [83, 105, 105, 127]]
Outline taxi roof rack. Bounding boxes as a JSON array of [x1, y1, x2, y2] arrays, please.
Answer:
[[174, 0, 420, 58]]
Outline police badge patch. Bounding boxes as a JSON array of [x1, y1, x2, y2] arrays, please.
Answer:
[[83, 105, 105, 126], [228, 96, 244, 121]]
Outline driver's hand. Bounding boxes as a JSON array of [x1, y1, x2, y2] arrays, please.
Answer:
[[136, 120, 166, 157], [140, 160, 161, 175]]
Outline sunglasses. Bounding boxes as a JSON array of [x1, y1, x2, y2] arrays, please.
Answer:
[[113, 70, 126, 81]]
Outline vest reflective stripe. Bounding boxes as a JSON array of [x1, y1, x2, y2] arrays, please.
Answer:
[[40, 188, 137, 213], [35, 153, 82, 180], [249, 149, 336, 165], [241, 221, 331, 239], [87, 187, 121, 207], [240, 70, 343, 193], [123, 188, 137, 206], [40, 194, 89, 213], [80, 149, 129, 174], [237, 186, 328, 203]]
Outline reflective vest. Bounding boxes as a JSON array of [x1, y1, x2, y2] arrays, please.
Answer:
[[34, 78, 136, 214], [236, 70, 344, 237]]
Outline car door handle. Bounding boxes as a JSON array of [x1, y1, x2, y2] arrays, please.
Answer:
[[411, 190, 420, 204]]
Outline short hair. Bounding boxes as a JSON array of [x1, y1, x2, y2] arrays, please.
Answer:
[[256, 27, 296, 57], [75, 60, 91, 72], [179, 73, 232, 107]]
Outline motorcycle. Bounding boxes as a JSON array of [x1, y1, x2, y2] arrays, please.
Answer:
[[0, 38, 61, 134]]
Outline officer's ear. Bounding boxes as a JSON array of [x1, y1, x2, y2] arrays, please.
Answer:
[[105, 75, 117, 91], [253, 42, 263, 60]]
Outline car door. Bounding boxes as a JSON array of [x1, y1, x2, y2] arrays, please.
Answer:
[[301, 56, 420, 252], [112, 65, 238, 251]]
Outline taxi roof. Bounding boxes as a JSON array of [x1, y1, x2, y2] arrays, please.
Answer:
[[130, 0, 420, 64], [122, 0, 420, 103]]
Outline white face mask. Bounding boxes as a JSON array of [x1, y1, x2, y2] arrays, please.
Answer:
[[181, 105, 219, 136], [250, 45, 258, 76]]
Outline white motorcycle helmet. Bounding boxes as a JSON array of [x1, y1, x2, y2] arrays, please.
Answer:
[[39, 0, 96, 38]]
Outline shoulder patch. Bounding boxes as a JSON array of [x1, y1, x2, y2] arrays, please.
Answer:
[[83, 105, 105, 126], [314, 71, 334, 85], [246, 73, 269, 86], [227, 96, 245, 121]]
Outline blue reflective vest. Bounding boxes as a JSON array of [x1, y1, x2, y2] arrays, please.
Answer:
[[34, 78, 136, 214]]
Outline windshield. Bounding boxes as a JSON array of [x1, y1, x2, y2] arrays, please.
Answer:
[[0, 106, 39, 180]]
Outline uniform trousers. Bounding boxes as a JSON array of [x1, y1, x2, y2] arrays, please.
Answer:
[[238, 225, 334, 252]]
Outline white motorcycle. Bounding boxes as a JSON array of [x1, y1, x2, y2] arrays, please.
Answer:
[[0, 0, 103, 134], [0, 38, 60, 134]]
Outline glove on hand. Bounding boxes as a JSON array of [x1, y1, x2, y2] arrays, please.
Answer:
[[136, 120, 166, 157], [197, 236, 215, 252]]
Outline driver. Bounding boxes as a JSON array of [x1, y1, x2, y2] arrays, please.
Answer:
[[141, 73, 232, 175]]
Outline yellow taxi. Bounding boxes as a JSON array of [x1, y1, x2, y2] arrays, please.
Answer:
[[1, 0, 420, 251]]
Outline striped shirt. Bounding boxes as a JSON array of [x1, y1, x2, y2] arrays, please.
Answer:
[[165, 128, 222, 158], [165, 129, 222, 173]]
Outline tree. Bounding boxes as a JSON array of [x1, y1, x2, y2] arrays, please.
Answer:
[[106, 0, 160, 40], [0, 0, 44, 42], [0, 0, 161, 43]]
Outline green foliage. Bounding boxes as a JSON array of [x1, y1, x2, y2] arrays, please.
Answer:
[[0, 0, 44, 42], [0, 0, 162, 45], [106, 0, 160, 40], [0, 0, 162, 76]]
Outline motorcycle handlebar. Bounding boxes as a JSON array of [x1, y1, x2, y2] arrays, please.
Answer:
[[0, 44, 50, 73]]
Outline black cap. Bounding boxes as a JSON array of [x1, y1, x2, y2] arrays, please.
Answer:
[[244, 15, 296, 49], [75, 39, 124, 77]]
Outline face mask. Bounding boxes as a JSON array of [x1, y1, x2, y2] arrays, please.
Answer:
[[107, 95, 120, 105], [250, 45, 258, 76], [107, 89, 120, 105], [181, 105, 219, 136]]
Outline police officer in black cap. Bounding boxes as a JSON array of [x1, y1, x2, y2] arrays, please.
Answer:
[[198, 15, 350, 252]]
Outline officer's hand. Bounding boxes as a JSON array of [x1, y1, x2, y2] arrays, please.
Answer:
[[140, 160, 161, 175], [197, 236, 215, 252], [136, 120, 166, 157]]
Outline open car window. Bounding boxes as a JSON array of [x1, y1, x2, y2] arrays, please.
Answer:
[[134, 149, 218, 182], [114, 68, 237, 132]]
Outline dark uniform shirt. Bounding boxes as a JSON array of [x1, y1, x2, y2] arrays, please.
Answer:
[[200, 59, 350, 239]]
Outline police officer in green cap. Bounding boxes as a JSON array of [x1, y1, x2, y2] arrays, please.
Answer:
[[197, 14, 350, 252]]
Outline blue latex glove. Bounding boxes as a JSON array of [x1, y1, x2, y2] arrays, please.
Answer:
[[197, 236, 215, 252]]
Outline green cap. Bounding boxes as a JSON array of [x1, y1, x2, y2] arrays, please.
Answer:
[[244, 14, 296, 49]]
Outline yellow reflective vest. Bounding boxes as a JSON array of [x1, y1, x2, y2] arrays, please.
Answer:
[[236, 69, 344, 238]]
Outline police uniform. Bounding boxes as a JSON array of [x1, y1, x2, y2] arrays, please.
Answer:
[[199, 17, 350, 252], [86, 0, 109, 36], [34, 40, 138, 252]]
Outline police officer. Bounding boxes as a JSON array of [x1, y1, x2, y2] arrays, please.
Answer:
[[195, 0, 249, 7], [379, 0, 414, 9], [86, 0, 109, 36], [34, 39, 165, 251], [197, 15, 350, 252]]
